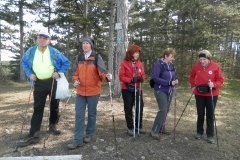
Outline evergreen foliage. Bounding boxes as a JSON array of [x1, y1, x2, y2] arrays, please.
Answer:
[[0, 0, 240, 82]]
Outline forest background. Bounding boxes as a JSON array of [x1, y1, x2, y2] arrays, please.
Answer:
[[0, 0, 240, 96], [0, 1, 240, 159]]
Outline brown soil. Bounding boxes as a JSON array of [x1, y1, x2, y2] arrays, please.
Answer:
[[0, 82, 239, 160]]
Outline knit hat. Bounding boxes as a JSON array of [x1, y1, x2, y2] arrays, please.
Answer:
[[37, 31, 51, 39], [198, 50, 212, 59], [82, 37, 94, 48]]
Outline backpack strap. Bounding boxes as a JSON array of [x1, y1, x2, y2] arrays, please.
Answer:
[[77, 51, 98, 67], [94, 52, 98, 66], [159, 62, 165, 77], [159, 62, 176, 77]]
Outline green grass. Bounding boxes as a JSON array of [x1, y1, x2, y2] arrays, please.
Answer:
[[220, 79, 240, 99]]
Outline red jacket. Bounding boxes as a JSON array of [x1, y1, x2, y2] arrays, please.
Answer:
[[119, 59, 146, 90], [190, 60, 224, 96]]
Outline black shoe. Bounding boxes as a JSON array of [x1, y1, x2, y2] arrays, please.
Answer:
[[17, 136, 40, 147], [49, 124, 61, 135]]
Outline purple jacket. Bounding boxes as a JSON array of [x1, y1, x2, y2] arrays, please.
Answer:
[[153, 58, 177, 93]]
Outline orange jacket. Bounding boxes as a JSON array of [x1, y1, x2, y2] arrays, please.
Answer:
[[72, 51, 109, 96]]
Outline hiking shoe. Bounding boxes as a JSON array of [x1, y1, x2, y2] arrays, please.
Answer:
[[17, 136, 40, 147], [83, 136, 92, 143], [67, 143, 83, 150], [127, 129, 134, 136], [150, 131, 159, 140], [49, 124, 61, 135], [207, 137, 214, 144], [160, 130, 171, 135], [195, 133, 202, 140], [136, 128, 147, 134]]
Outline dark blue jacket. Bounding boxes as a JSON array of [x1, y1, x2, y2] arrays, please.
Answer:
[[153, 58, 177, 93]]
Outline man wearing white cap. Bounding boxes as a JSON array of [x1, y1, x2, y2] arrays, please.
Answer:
[[19, 31, 70, 147]]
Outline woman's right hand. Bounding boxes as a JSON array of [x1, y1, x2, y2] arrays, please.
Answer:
[[171, 79, 178, 86], [73, 80, 80, 87], [191, 87, 195, 92]]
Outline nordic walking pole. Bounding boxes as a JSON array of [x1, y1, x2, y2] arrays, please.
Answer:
[[137, 82, 141, 136], [108, 81, 118, 156], [133, 82, 136, 139], [173, 86, 177, 139], [20, 83, 34, 135], [209, 80, 219, 151], [43, 78, 54, 148], [108, 80, 113, 111], [174, 92, 193, 130], [14, 82, 34, 152], [56, 89, 75, 123]]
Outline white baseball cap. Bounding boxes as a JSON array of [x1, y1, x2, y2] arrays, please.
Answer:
[[37, 31, 51, 38]]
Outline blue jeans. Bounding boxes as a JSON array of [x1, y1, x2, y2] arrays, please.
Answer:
[[72, 94, 100, 145]]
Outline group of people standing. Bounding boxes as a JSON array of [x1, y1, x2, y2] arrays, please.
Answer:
[[119, 46, 224, 145], [18, 30, 224, 150], [19, 31, 112, 150]]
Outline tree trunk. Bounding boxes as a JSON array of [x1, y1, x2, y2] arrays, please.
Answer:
[[113, 0, 137, 97], [108, 0, 116, 77], [47, 0, 51, 32], [19, 0, 25, 82], [83, 0, 88, 37], [0, 20, 2, 82], [114, 0, 128, 97]]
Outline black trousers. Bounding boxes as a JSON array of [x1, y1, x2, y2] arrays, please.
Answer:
[[29, 78, 59, 137], [122, 89, 144, 130], [195, 95, 218, 137]]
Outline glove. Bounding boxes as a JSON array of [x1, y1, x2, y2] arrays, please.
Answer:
[[131, 77, 138, 83], [138, 77, 143, 82]]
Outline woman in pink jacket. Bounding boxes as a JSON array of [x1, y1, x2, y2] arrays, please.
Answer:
[[119, 44, 146, 136], [190, 50, 224, 144]]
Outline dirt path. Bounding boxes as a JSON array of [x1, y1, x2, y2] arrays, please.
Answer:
[[0, 82, 239, 160]]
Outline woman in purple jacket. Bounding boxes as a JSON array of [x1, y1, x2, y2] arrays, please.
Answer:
[[150, 48, 178, 140]]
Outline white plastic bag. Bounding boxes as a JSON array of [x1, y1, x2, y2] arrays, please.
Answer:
[[55, 73, 70, 100]]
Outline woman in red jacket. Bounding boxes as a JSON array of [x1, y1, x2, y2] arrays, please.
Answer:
[[190, 50, 224, 144], [119, 44, 146, 136]]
